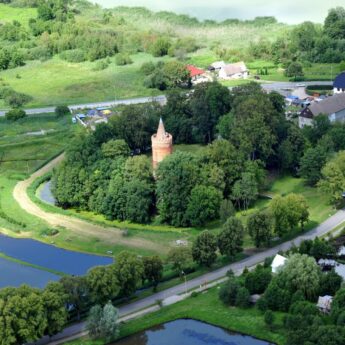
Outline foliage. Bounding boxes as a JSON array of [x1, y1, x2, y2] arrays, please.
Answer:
[[192, 230, 218, 267], [247, 211, 273, 247], [217, 217, 244, 258], [244, 265, 272, 294], [219, 199, 235, 223], [55, 105, 70, 118], [115, 53, 133, 66], [143, 256, 163, 291], [5, 108, 26, 121], [219, 277, 240, 306], [166, 247, 193, 275]]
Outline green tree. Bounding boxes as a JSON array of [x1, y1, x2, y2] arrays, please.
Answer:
[[235, 287, 250, 308], [231, 172, 258, 210], [192, 230, 218, 267], [247, 211, 273, 247], [319, 151, 345, 207], [156, 151, 200, 227], [319, 270, 343, 296], [86, 265, 120, 305], [99, 302, 120, 342], [218, 278, 240, 306], [324, 7, 345, 39], [42, 282, 67, 337], [151, 37, 171, 57], [282, 254, 321, 300], [113, 251, 144, 297], [143, 256, 163, 291], [5, 108, 26, 121], [166, 247, 193, 275], [217, 217, 244, 258], [244, 265, 272, 294], [219, 199, 235, 223], [101, 139, 130, 158], [285, 61, 304, 80], [331, 288, 345, 323], [161, 60, 190, 88], [86, 305, 103, 339], [60, 276, 89, 321], [299, 145, 328, 186], [185, 185, 222, 226], [55, 105, 70, 118]]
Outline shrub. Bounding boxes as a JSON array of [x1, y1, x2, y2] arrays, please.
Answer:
[[235, 287, 250, 308], [264, 310, 275, 330], [219, 278, 240, 306], [140, 61, 156, 75], [55, 105, 70, 118], [5, 108, 27, 121], [92, 60, 110, 71], [3, 89, 32, 108], [115, 53, 132, 66], [60, 49, 86, 63]]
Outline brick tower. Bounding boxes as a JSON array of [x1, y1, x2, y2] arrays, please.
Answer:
[[151, 118, 173, 169]]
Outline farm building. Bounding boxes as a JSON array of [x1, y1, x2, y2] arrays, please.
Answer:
[[218, 62, 248, 80], [186, 65, 210, 85]]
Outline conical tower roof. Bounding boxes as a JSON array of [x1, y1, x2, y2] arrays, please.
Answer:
[[156, 117, 166, 140]]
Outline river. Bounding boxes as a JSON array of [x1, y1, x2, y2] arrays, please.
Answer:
[[92, 0, 344, 24], [111, 319, 274, 345]]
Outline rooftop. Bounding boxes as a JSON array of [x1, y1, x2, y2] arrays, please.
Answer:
[[334, 72, 345, 88], [187, 65, 205, 77], [308, 93, 345, 116]]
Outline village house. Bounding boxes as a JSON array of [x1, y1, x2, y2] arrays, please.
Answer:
[[218, 61, 248, 80], [317, 295, 333, 314], [299, 92, 345, 128], [333, 72, 345, 94], [208, 61, 226, 71], [186, 65, 210, 85]]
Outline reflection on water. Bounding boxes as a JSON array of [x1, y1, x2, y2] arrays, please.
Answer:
[[112, 319, 274, 345], [0, 234, 113, 276], [0, 257, 59, 288], [39, 180, 56, 205]]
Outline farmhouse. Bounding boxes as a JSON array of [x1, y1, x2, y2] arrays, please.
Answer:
[[299, 92, 345, 127], [333, 72, 345, 94], [186, 65, 210, 85], [218, 62, 248, 80], [208, 61, 226, 71]]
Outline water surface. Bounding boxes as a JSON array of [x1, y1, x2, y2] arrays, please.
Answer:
[[39, 180, 56, 205], [112, 319, 274, 345], [0, 257, 59, 288], [0, 234, 113, 275], [93, 0, 345, 24]]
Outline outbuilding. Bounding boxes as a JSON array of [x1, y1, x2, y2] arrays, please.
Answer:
[[271, 254, 287, 273], [333, 72, 345, 94]]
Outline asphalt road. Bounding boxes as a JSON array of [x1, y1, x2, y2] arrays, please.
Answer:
[[33, 206, 345, 345], [0, 81, 333, 116]]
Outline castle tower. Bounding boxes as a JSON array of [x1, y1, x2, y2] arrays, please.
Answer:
[[151, 118, 173, 169]]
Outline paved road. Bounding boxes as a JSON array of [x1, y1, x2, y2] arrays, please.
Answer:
[[0, 95, 167, 116], [33, 206, 345, 345], [0, 81, 333, 116]]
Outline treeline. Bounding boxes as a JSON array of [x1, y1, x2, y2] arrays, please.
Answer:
[[250, 7, 345, 66], [219, 237, 345, 345]]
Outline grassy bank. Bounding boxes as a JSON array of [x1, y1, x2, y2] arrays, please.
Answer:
[[66, 286, 286, 345]]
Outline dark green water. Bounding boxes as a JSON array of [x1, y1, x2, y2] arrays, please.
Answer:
[[111, 319, 274, 345]]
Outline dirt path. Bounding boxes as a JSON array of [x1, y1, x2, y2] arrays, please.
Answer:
[[13, 154, 165, 253]]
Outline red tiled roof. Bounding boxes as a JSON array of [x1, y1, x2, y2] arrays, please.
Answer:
[[186, 65, 205, 77]]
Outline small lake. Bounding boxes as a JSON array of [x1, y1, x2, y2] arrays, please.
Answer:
[[0, 234, 113, 276], [0, 257, 59, 288], [111, 319, 274, 345], [39, 180, 56, 205]]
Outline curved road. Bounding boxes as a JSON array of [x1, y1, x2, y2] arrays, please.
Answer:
[[13, 155, 165, 254], [0, 81, 332, 116]]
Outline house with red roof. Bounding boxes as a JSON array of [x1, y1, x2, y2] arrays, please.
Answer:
[[186, 65, 211, 85]]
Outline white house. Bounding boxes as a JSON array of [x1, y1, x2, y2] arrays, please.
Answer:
[[317, 295, 333, 313], [218, 62, 248, 80], [271, 254, 287, 273]]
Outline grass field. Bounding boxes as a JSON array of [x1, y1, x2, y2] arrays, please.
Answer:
[[66, 286, 286, 345], [0, 54, 165, 108], [0, 4, 36, 27]]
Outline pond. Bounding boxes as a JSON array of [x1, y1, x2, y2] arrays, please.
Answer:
[[0, 234, 113, 276], [111, 319, 274, 345], [39, 180, 56, 205], [0, 257, 59, 289]]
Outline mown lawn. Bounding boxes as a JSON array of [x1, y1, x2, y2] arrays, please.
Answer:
[[66, 287, 286, 345]]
